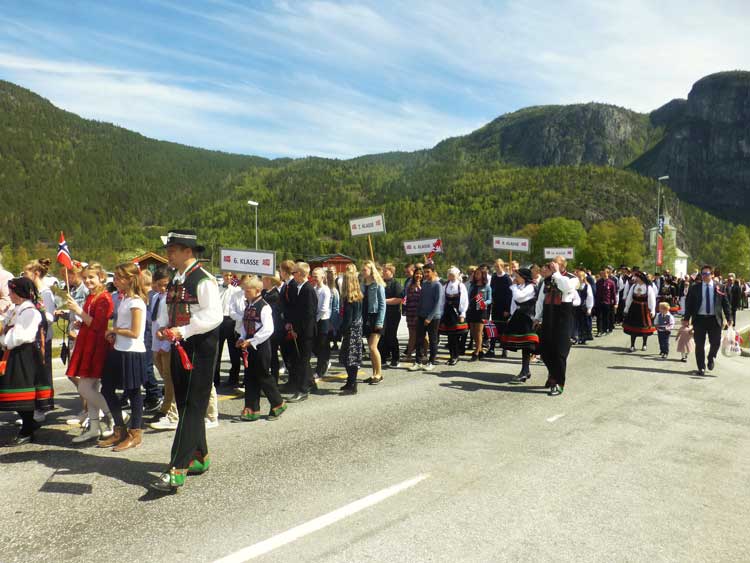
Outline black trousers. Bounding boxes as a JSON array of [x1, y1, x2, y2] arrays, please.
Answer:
[[447, 334, 462, 359], [415, 317, 440, 364], [597, 304, 613, 334], [540, 303, 573, 387], [693, 315, 721, 370], [170, 328, 219, 470], [314, 319, 331, 377], [214, 316, 241, 385], [280, 339, 297, 386], [244, 340, 283, 411], [294, 336, 315, 394], [270, 337, 282, 381], [658, 331, 671, 355], [378, 313, 401, 365]]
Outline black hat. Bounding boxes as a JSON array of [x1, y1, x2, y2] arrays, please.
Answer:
[[517, 268, 533, 283], [161, 230, 205, 253], [635, 271, 650, 285], [8, 277, 38, 301]]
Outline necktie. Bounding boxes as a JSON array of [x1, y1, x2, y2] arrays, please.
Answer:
[[151, 295, 160, 322], [705, 284, 711, 315]]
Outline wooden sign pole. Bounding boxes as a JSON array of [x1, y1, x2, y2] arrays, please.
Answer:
[[367, 234, 375, 263], [509, 250, 513, 264]]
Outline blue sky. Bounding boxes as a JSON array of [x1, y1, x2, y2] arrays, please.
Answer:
[[1, 0, 749, 158]]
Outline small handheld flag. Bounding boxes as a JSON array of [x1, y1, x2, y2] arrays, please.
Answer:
[[426, 238, 442, 264], [57, 232, 74, 270]]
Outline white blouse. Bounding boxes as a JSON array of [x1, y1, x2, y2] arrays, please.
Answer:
[[1, 301, 42, 350], [510, 283, 536, 315], [624, 283, 657, 316], [445, 281, 469, 317], [115, 296, 147, 353]]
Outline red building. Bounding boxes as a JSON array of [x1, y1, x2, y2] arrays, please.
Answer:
[[307, 253, 356, 274]]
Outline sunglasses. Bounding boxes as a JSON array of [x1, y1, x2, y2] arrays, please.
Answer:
[[701, 271, 712, 276]]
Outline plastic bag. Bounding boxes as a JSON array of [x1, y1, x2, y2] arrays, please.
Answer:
[[721, 327, 741, 357]]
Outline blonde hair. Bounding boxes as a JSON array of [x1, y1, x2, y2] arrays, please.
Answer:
[[241, 277, 263, 292], [658, 301, 670, 311], [383, 263, 396, 275], [296, 262, 310, 277], [312, 267, 326, 282], [140, 269, 153, 284], [279, 260, 296, 277], [81, 262, 107, 294], [362, 260, 385, 287], [24, 258, 52, 278], [114, 262, 148, 301], [262, 275, 282, 288], [342, 268, 363, 303]]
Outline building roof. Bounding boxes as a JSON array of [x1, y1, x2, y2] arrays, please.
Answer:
[[131, 251, 168, 264], [306, 253, 355, 263], [675, 248, 689, 259]]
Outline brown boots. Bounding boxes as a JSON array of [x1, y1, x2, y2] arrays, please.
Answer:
[[97, 425, 127, 448], [113, 429, 143, 452], [96, 426, 142, 451]]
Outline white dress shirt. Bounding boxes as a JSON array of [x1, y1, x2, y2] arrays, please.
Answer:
[[156, 259, 222, 340], [220, 284, 242, 317], [534, 272, 579, 321], [236, 297, 274, 349], [0, 301, 42, 350], [315, 284, 331, 322], [697, 281, 715, 316]]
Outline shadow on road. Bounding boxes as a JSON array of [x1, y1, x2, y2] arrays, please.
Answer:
[[0, 449, 165, 495], [607, 365, 715, 377]]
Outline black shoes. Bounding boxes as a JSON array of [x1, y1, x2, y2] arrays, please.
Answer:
[[707, 357, 715, 371], [7, 434, 33, 446], [484, 350, 496, 358], [447, 357, 458, 366], [696, 368, 706, 376], [144, 397, 163, 413], [287, 393, 309, 403]]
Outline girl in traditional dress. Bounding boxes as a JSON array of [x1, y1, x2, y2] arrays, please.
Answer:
[[573, 270, 594, 345], [467, 268, 492, 361], [64, 263, 115, 443], [339, 267, 364, 394], [439, 267, 469, 366], [502, 268, 539, 382], [0, 278, 52, 445], [623, 272, 657, 352]]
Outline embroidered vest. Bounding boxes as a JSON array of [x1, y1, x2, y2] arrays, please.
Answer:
[[543, 272, 575, 306], [243, 298, 267, 339], [166, 262, 212, 328]]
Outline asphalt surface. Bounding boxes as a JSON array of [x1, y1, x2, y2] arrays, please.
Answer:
[[1, 312, 749, 563]]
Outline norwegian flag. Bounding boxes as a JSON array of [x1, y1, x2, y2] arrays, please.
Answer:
[[56, 231, 74, 270], [473, 292, 487, 310], [230, 275, 240, 287], [484, 321, 498, 340], [426, 238, 442, 263]]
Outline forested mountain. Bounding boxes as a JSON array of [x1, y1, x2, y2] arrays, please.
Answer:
[[0, 73, 748, 274]]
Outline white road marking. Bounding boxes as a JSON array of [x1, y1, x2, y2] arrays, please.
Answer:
[[212, 474, 430, 563], [546, 413, 565, 423]]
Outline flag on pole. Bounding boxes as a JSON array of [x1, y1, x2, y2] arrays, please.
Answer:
[[426, 238, 443, 263], [57, 231, 74, 270]]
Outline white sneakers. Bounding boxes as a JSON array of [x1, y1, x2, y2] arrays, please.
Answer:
[[409, 362, 435, 371], [408, 363, 423, 371], [66, 410, 88, 427], [150, 417, 178, 431], [423, 363, 436, 371], [204, 418, 219, 429]]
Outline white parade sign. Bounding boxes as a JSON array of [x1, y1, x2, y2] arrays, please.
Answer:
[[220, 248, 276, 276], [493, 236, 530, 252], [544, 247, 575, 260], [403, 238, 442, 256], [349, 214, 386, 237]]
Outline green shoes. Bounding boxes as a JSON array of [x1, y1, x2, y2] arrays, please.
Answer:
[[239, 408, 261, 422], [268, 402, 287, 421], [188, 453, 211, 475]]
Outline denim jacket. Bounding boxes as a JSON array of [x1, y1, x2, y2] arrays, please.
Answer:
[[362, 282, 386, 328]]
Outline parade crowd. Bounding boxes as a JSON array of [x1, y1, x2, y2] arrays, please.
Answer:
[[0, 230, 746, 493]]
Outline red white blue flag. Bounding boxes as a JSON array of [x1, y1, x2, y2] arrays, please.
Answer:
[[57, 231, 74, 270]]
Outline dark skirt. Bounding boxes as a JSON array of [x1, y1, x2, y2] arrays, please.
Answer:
[[103, 349, 147, 390], [340, 321, 363, 368], [439, 296, 469, 335], [0, 343, 54, 412], [363, 313, 380, 337], [623, 294, 656, 336], [466, 307, 489, 324], [501, 303, 539, 352]]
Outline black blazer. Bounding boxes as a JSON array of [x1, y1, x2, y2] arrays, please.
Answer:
[[684, 282, 731, 326], [289, 281, 318, 339]]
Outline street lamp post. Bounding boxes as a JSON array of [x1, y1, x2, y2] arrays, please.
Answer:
[[248, 200, 259, 249], [656, 176, 669, 270]]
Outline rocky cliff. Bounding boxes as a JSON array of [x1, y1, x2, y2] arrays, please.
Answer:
[[630, 71, 750, 222]]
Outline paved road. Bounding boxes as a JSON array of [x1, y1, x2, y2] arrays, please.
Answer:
[[2, 312, 749, 563]]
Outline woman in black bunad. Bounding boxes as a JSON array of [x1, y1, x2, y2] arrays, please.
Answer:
[[501, 268, 539, 382], [0, 278, 52, 445], [623, 271, 657, 352]]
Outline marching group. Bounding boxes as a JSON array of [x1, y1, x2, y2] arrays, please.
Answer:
[[0, 230, 744, 492]]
